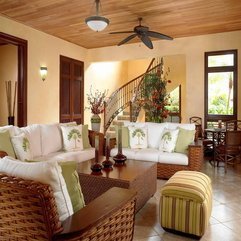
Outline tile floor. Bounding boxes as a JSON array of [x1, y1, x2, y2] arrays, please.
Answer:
[[133, 161, 241, 241]]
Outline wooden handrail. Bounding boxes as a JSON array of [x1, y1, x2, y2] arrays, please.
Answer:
[[103, 58, 162, 133]]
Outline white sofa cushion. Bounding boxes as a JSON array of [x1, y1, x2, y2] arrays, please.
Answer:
[[40, 124, 62, 155], [158, 152, 188, 165], [110, 147, 136, 160], [60, 125, 84, 151], [11, 133, 33, 161], [159, 128, 179, 153], [0, 157, 73, 221], [128, 125, 148, 149], [166, 123, 196, 130], [34, 148, 95, 163], [20, 124, 42, 157], [0, 125, 20, 137], [134, 148, 159, 162], [145, 122, 168, 148]]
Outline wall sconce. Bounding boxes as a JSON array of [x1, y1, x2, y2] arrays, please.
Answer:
[[40, 66, 47, 81]]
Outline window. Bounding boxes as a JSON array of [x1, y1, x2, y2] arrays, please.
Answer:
[[205, 50, 237, 128]]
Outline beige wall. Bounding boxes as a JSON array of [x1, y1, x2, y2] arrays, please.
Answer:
[[0, 44, 18, 126], [87, 30, 241, 123], [0, 16, 87, 124], [1, 15, 241, 126]]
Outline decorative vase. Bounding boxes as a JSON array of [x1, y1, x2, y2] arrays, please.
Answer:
[[113, 125, 127, 165], [91, 114, 101, 132], [8, 116, 14, 125]]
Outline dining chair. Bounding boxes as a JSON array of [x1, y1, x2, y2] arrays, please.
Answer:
[[215, 120, 241, 172], [189, 116, 213, 155]]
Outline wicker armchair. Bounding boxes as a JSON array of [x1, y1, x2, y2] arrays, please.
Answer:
[[0, 173, 136, 241]]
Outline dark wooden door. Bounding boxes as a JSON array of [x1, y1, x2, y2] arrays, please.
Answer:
[[60, 55, 84, 124]]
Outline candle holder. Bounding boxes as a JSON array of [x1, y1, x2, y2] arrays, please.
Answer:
[[91, 134, 103, 175], [113, 125, 127, 164], [102, 135, 113, 168]]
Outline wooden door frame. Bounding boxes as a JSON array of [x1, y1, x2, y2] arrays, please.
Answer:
[[0, 32, 27, 127]]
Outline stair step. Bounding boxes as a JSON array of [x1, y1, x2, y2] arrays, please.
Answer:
[[123, 111, 130, 115], [117, 115, 130, 121], [109, 126, 116, 131], [112, 120, 125, 126], [106, 130, 116, 139]]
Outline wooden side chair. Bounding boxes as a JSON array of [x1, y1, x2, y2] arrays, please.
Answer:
[[189, 116, 213, 155]]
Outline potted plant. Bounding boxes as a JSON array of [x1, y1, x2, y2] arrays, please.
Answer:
[[86, 87, 108, 132]]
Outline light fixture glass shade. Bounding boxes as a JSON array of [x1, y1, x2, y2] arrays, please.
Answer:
[[85, 16, 109, 32], [40, 67, 47, 81]]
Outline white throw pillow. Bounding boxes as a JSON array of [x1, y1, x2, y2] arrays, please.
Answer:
[[40, 124, 62, 155], [60, 125, 83, 151], [0, 156, 73, 221], [11, 133, 33, 161], [128, 126, 148, 149], [159, 128, 179, 153]]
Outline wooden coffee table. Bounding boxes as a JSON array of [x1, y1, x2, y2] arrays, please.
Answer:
[[77, 158, 157, 212]]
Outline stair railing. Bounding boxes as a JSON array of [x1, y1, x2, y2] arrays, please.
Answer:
[[104, 58, 161, 133]]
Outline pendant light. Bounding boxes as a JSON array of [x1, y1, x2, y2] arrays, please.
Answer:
[[85, 0, 109, 32]]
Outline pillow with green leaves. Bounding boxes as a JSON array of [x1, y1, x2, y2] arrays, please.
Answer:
[[60, 161, 85, 213], [60, 125, 83, 151], [11, 133, 32, 161], [159, 128, 179, 153], [175, 128, 195, 154], [128, 126, 148, 149]]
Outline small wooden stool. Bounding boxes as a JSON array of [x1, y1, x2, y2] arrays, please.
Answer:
[[160, 171, 212, 238]]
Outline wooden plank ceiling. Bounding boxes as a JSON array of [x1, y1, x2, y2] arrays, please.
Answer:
[[1, 0, 241, 49]]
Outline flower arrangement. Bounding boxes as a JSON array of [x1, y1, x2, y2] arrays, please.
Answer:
[[86, 87, 108, 114], [138, 58, 171, 123]]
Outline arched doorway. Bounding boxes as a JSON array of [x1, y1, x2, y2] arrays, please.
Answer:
[[0, 32, 27, 127]]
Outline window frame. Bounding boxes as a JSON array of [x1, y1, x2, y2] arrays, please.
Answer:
[[204, 49, 238, 128]]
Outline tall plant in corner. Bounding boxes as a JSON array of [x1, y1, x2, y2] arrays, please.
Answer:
[[139, 58, 171, 123]]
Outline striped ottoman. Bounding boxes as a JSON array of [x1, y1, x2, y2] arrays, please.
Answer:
[[159, 171, 212, 237]]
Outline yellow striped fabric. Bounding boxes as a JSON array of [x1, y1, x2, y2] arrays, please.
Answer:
[[160, 171, 212, 237]]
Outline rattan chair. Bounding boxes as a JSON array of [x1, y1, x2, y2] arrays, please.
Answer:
[[189, 116, 213, 155], [215, 120, 241, 172], [0, 173, 136, 240]]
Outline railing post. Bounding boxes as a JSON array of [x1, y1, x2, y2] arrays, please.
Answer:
[[129, 101, 133, 122]]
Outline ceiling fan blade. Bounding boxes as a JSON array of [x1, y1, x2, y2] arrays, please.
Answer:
[[118, 34, 138, 46], [109, 31, 135, 34], [140, 35, 153, 49], [147, 31, 173, 40]]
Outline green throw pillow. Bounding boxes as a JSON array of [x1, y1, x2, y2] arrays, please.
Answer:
[[82, 124, 91, 149], [115, 125, 130, 148], [175, 128, 195, 154], [60, 161, 85, 213], [0, 130, 15, 158]]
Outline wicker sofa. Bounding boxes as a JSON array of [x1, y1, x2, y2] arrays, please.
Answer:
[[0, 172, 136, 240], [110, 122, 203, 179], [0, 123, 104, 163]]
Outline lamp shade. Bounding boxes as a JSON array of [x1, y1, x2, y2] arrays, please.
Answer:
[[85, 16, 109, 32]]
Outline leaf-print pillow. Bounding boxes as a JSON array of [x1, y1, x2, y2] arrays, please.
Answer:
[[11, 133, 33, 161], [159, 128, 179, 153], [61, 125, 83, 151], [128, 126, 148, 149]]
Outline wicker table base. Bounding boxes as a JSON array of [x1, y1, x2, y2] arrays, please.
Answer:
[[77, 159, 157, 212]]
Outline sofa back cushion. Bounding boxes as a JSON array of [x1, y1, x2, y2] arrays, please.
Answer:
[[20, 124, 42, 157], [40, 124, 62, 156], [0, 130, 15, 158], [166, 123, 196, 131], [0, 157, 73, 222]]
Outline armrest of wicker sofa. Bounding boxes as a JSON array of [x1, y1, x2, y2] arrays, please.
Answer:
[[54, 187, 136, 241], [157, 140, 203, 179], [88, 130, 104, 157]]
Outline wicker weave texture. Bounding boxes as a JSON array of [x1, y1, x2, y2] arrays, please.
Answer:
[[157, 143, 203, 179], [79, 163, 157, 212], [0, 174, 62, 241], [58, 198, 136, 241]]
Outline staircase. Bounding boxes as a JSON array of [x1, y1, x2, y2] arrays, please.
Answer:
[[104, 58, 163, 135]]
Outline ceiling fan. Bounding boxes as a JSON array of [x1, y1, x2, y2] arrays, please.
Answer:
[[109, 17, 173, 49]]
